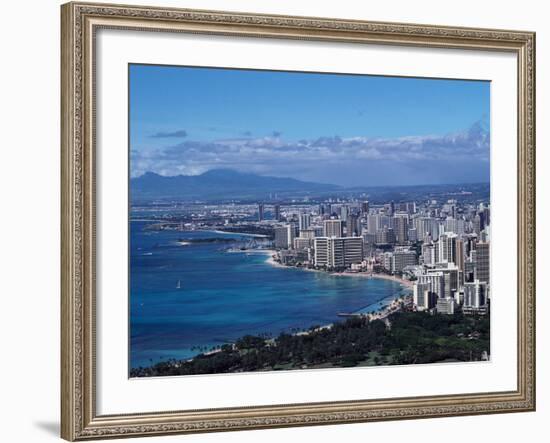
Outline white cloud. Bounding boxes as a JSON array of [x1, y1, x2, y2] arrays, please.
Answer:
[[131, 121, 489, 182]]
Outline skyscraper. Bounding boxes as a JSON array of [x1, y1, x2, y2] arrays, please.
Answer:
[[258, 203, 264, 221], [323, 219, 343, 238], [456, 238, 465, 271], [438, 233, 458, 264], [274, 224, 295, 249], [367, 214, 379, 234], [361, 201, 370, 216], [298, 213, 311, 231], [393, 213, 409, 244], [390, 250, 417, 273], [313, 237, 329, 267], [418, 272, 445, 299], [473, 214, 481, 235], [475, 242, 490, 285], [464, 280, 488, 309], [375, 227, 396, 245], [340, 205, 349, 222], [313, 236, 363, 269], [413, 282, 436, 310], [414, 217, 436, 242], [273, 204, 281, 221], [347, 213, 360, 237], [341, 236, 364, 266], [422, 242, 437, 265], [445, 217, 465, 235]]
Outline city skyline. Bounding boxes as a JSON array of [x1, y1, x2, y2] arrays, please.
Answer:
[[130, 64, 492, 376], [130, 64, 490, 187]]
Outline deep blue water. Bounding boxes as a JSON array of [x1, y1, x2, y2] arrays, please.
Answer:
[[130, 221, 407, 369]]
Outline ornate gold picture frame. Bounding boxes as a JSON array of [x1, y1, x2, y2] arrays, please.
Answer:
[[61, 2, 535, 440]]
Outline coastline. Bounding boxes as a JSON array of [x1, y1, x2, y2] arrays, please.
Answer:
[[209, 229, 269, 238], [263, 251, 413, 289], [134, 248, 412, 370], [260, 250, 412, 329], [225, 248, 412, 324]]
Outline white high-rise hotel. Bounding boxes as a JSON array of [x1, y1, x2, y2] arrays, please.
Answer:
[[314, 236, 363, 269]]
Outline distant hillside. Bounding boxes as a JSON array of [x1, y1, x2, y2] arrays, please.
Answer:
[[130, 169, 340, 201]]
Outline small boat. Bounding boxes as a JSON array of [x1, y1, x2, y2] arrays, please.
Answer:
[[176, 280, 182, 289]]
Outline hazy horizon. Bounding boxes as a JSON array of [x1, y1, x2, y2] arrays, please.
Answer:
[[133, 168, 490, 189]]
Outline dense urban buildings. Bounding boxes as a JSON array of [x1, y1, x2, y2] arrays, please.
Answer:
[[263, 193, 491, 316], [136, 185, 491, 318], [130, 181, 491, 375]]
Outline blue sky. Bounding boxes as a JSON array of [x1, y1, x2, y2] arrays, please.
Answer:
[[130, 64, 490, 186]]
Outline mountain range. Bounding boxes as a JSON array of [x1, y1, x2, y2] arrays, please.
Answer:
[[130, 169, 340, 201]]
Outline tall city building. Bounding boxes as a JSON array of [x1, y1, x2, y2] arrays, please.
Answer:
[[340, 236, 364, 265], [445, 217, 465, 235], [415, 217, 437, 242], [298, 213, 311, 231], [418, 272, 445, 299], [274, 224, 295, 249], [438, 233, 458, 264], [393, 213, 409, 244], [473, 214, 481, 235], [387, 201, 395, 216], [456, 238, 465, 271], [464, 257, 476, 283], [323, 219, 343, 238], [429, 264, 459, 299], [390, 250, 417, 273], [413, 282, 436, 310], [258, 203, 264, 221], [367, 214, 379, 234], [379, 215, 393, 230], [361, 201, 370, 216], [313, 236, 363, 269], [347, 214, 360, 237], [464, 280, 488, 309], [422, 242, 438, 265], [475, 242, 490, 285], [340, 205, 349, 222], [273, 204, 281, 221], [443, 200, 457, 218], [375, 227, 396, 245], [313, 237, 329, 267]]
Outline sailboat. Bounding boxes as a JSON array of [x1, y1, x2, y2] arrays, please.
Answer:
[[176, 280, 181, 289]]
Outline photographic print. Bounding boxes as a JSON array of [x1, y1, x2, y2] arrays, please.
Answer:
[[129, 64, 491, 378]]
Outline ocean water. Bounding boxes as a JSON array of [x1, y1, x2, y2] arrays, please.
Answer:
[[130, 221, 407, 369]]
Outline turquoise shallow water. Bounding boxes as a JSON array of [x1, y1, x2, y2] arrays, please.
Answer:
[[130, 221, 407, 369]]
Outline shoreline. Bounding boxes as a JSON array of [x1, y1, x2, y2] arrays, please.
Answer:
[[263, 251, 413, 289], [135, 249, 412, 369], [195, 248, 411, 343], [209, 229, 269, 238], [260, 251, 412, 331]]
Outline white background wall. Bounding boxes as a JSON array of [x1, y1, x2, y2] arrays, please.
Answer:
[[0, 1, 546, 442]]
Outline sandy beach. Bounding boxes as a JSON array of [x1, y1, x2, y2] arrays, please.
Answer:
[[261, 252, 413, 326], [343, 271, 414, 289], [210, 229, 269, 238], [262, 252, 413, 289]]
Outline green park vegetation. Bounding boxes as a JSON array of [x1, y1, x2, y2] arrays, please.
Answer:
[[130, 311, 490, 377]]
